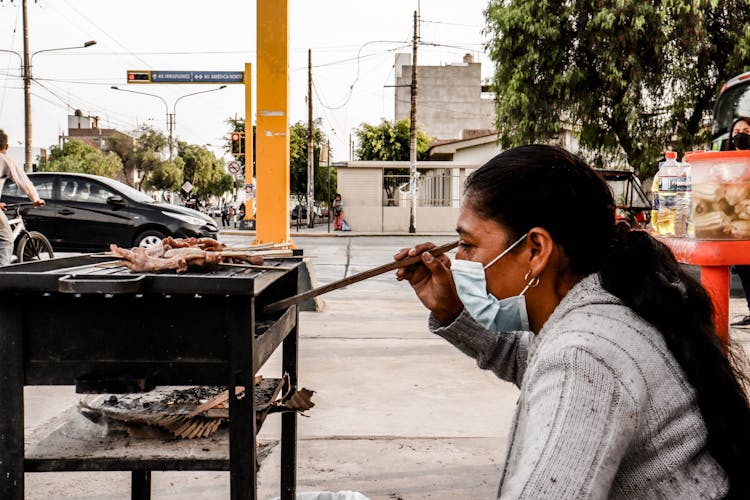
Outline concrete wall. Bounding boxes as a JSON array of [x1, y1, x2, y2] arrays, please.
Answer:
[[394, 58, 495, 140], [337, 167, 383, 232], [336, 161, 474, 232], [453, 141, 501, 166], [381, 206, 460, 232]]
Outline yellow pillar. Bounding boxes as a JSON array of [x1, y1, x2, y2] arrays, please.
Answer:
[[244, 62, 255, 223], [256, 0, 290, 244]]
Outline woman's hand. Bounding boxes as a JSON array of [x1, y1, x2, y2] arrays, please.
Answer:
[[395, 242, 463, 324]]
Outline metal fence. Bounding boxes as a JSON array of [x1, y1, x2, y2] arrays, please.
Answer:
[[383, 170, 462, 207]]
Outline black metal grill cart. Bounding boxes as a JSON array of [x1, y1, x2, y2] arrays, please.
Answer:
[[0, 255, 302, 500]]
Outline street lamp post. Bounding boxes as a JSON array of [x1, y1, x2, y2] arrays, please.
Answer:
[[171, 86, 228, 158], [1, 40, 96, 172], [111, 85, 227, 161], [111, 86, 169, 157]]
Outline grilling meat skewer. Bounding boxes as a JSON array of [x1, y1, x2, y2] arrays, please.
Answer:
[[110, 237, 266, 273], [110, 245, 190, 273]]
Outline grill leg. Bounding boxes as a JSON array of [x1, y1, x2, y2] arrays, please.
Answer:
[[229, 297, 256, 500], [0, 297, 25, 500], [131, 470, 151, 500], [280, 307, 299, 500]]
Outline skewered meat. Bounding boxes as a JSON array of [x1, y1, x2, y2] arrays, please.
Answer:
[[163, 236, 225, 252], [110, 237, 266, 273], [110, 245, 188, 273], [163, 247, 222, 268]]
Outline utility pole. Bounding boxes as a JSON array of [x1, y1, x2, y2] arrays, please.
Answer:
[[167, 113, 174, 161], [22, 0, 32, 172], [307, 48, 315, 228], [408, 10, 419, 233], [327, 138, 331, 233]]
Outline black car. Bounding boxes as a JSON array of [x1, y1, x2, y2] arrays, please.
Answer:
[[1, 172, 218, 252], [290, 204, 307, 221]]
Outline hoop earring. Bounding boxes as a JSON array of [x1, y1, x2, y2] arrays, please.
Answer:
[[520, 270, 540, 295], [524, 270, 540, 288]]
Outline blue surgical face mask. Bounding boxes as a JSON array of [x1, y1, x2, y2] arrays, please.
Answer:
[[451, 233, 532, 331]]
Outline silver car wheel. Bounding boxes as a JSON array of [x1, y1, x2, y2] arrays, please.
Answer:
[[139, 235, 163, 248]]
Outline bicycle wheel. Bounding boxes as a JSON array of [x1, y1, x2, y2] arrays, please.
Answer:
[[16, 231, 55, 262]]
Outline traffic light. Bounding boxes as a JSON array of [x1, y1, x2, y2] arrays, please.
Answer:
[[127, 71, 151, 83], [231, 132, 245, 155]]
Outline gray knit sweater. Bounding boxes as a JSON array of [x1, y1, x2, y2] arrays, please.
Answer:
[[429, 274, 728, 499]]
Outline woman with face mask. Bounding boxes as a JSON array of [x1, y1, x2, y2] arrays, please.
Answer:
[[728, 117, 750, 328], [730, 116, 750, 151], [395, 145, 749, 499]]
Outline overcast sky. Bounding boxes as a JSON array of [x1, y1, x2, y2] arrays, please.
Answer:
[[0, 0, 492, 162]]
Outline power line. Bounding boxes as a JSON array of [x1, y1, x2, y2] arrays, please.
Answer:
[[32, 77, 138, 130], [42, 50, 255, 57], [23, 45, 409, 57], [421, 41, 486, 51], [310, 42, 410, 110], [33, 77, 132, 86], [420, 19, 483, 29], [296, 41, 409, 70], [0, 3, 20, 120], [57, 0, 155, 70]]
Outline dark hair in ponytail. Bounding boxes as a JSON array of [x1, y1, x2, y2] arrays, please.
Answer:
[[601, 228, 750, 499], [466, 144, 750, 499]]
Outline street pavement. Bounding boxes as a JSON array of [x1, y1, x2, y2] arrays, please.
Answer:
[[22, 232, 750, 499]]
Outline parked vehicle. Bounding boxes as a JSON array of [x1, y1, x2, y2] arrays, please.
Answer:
[[1, 172, 218, 252], [290, 204, 307, 221], [712, 70, 750, 150], [597, 169, 652, 228]]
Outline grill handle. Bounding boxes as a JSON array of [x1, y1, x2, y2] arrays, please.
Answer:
[[58, 274, 147, 294]]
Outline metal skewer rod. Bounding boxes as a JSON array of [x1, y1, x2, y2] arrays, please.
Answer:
[[219, 263, 295, 271], [264, 240, 459, 313]]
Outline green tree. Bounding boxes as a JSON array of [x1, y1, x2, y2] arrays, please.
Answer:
[[143, 157, 184, 192], [354, 118, 430, 162], [225, 117, 336, 205], [178, 143, 234, 200], [43, 140, 122, 178], [484, 0, 750, 176], [110, 126, 169, 187], [289, 119, 334, 204], [354, 118, 430, 204], [108, 133, 136, 184]]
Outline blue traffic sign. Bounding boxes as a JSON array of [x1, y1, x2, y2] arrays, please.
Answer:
[[191, 71, 244, 83], [137, 71, 244, 84]]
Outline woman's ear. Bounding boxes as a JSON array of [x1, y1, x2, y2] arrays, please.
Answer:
[[525, 227, 554, 278]]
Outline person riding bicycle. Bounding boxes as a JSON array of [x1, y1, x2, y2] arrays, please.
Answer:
[[0, 129, 45, 266]]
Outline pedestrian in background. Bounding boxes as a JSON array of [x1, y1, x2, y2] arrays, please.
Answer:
[[0, 129, 45, 266], [396, 144, 749, 499], [220, 202, 229, 228], [332, 193, 344, 231], [729, 116, 750, 328], [230, 205, 238, 228]]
